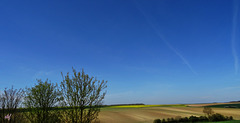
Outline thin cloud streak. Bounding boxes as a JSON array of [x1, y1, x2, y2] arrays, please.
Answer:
[[231, 0, 239, 75], [134, 1, 198, 75]]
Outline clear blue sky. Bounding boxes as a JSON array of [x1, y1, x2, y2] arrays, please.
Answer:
[[0, 0, 240, 104]]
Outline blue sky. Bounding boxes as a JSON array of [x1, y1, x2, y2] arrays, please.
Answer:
[[0, 0, 240, 104]]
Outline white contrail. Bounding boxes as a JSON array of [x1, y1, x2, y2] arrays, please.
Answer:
[[231, 0, 239, 75], [134, 1, 198, 75]]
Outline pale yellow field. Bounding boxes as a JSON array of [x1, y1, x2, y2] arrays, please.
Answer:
[[96, 106, 240, 123]]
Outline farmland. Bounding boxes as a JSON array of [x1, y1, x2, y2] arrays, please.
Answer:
[[96, 103, 240, 123]]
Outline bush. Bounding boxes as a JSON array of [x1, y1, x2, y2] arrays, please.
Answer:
[[161, 119, 166, 123], [179, 117, 189, 122], [199, 116, 208, 121], [153, 119, 161, 123], [209, 113, 227, 122], [189, 115, 198, 122], [167, 118, 171, 122], [153, 113, 233, 123], [170, 118, 177, 123], [225, 116, 233, 121]]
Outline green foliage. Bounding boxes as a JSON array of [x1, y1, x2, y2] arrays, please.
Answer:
[[0, 86, 24, 123], [199, 116, 209, 122], [60, 68, 107, 123], [153, 113, 233, 123], [179, 117, 189, 122], [23, 79, 62, 123], [0, 67, 108, 123], [161, 119, 166, 123], [153, 119, 161, 123], [208, 113, 228, 122], [189, 115, 199, 122]]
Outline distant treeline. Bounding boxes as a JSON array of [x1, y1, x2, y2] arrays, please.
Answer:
[[206, 103, 240, 108]]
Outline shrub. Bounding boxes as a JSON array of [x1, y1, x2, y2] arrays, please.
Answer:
[[167, 118, 171, 122], [153, 113, 233, 123], [161, 119, 166, 123], [225, 116, 233, 121], [170, 117, 177, 123], [179, 117, 189, 122], [209, 113, 227, 122], [153, 119, 161, 123], [189, 115, 199, 122], [199, 116, 208, 121]]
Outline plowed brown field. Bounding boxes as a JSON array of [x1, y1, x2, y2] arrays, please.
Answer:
[[96, 106, 240, 123]]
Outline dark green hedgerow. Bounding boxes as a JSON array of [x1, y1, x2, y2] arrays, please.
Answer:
[[153, 114, 233, 123]]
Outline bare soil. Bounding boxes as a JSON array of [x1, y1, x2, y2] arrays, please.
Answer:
[[96, 106, 240, 123]]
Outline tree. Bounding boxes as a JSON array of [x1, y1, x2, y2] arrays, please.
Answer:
[[61, 68, 107, 123], [203, 107, 214, 117], [0, 86, 24, 123], [24, 79, 62, 123]]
